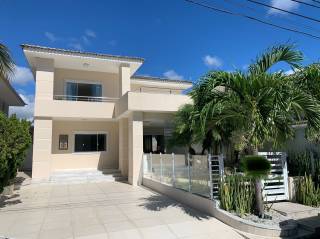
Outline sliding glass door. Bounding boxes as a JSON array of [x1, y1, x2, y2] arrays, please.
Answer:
[[65, 82, 102, 101]]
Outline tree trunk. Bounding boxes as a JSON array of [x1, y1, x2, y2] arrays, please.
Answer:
[[253, 145, 264, 218], [254, 178, 264, 218]]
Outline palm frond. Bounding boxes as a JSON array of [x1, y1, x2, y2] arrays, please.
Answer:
[[0, 43, 15, 80], [248, 44, 302, 75]]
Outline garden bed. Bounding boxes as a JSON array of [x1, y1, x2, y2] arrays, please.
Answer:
[[231, 209, 289, 226]]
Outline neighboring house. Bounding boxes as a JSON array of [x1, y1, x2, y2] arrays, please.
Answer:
[[22, 44, 192, 185], [0, 76, 25, 116]]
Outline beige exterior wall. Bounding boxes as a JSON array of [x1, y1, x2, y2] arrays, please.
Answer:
[[119, 118, 129, 176], [119, 66, 130, 96], [115, 92, 191, 117], [32, 58, 55, 179], [51, 120, 119, 171], [128, 112, 144, 185], [35, 100, 115, 119], [54, 68, 120, 98], [32, 119, 53, 179]]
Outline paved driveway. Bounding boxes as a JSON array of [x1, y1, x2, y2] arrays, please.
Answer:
[[0, 178, 243, 239]]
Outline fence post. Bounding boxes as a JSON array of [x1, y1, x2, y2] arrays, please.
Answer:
[[282, 152, 289, 200], [218, 154, 224, 179], [187, 154, 192, 192], [160, 152, 163, 183], [172, 153, 176, 187], [150, 152, 153, 179], [208, 154, 213, 200]]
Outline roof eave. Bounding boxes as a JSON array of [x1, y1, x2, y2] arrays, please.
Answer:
[[21, 44, 145, 64]]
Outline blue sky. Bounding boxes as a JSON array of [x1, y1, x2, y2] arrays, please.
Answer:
[[2, 0, 320, 119]]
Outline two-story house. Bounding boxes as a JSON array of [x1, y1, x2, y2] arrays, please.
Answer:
[[22, 44, 192, 185], [0, 76, 25, 116]]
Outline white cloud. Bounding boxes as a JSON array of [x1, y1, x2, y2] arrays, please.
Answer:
[[44, 32, 58, 42], [9, 93, 34, 121], [85, 29, 96, 38], [11, 66, 33, 85], [203, 55, 223, 68], [163, 70, 184, 80], [44, 30, 98, 50], [268, 0, 299, 15]]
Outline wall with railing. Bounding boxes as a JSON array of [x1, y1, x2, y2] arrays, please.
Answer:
[[143, 153, 224, 199]]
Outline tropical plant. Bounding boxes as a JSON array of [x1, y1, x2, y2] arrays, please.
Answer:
[[192, 45, 320, 153], [168, 104, 217, 154], [168, 104, 196, 154], [241, 155, 271, 217], [219, 174, 255, 216], [0, 112, 32, 193], [169, 44, 320, 217], [295, 174, 320, 207], [0, 43, 15, 80]]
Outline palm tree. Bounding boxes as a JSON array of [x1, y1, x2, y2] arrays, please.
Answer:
[[190, 44, 320, 217], [0, 43, 15, 80], [290, 63, 320, 143], [168, 104, 201, 154]]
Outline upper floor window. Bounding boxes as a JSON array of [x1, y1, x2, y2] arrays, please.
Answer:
[[65, 81, 102, 101]]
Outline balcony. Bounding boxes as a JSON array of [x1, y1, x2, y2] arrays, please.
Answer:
[[53, 95, 119, 102], [35, 91, 191, 120], [131, 86, 182, 95], [34, 95, 118, 120], [115, 91, 191, 117]]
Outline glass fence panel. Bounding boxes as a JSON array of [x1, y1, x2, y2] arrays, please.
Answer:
[[143, 154, 152, 178], [151, 154, 162, 181], [190, 155, 210, 197], [174, 154, 189, 191], [161, 154, 173, 185]]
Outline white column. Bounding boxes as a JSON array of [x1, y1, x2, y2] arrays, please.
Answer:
[[119, 65, 130, 96], [119, 118, 129, 176], [32, 58, 54, 179], [128, 112, 143, 186], [32, 119, 53, 179]]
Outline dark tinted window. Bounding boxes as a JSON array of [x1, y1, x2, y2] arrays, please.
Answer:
[[74, 134, 106, 152], [97, 134, 106, 151]]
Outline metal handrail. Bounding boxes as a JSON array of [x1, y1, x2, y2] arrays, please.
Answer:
[[53, 95, 119, 102], [131, 86, 181, 94]]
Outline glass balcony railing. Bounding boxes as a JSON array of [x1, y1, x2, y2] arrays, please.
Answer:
[[53, 95, 119, 102]]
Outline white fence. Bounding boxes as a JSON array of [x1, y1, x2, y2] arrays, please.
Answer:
[[258, 152, 289, 202], [143, 152, 289, 202], [143, 153, 224, 199]]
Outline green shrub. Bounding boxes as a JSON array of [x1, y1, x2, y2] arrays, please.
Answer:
[[219, 174, 255, 216], [241, 155, 271, 178], [287, 151, 313, 176], [295, 174, 320, 207], [287, 151, 320, 186], [0, 112, 31, 193]]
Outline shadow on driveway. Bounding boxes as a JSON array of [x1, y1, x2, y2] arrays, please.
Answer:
[[139, 193, 211, 220]]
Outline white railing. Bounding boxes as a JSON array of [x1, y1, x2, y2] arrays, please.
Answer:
[[143, 153, 224, 199], [53, 95, 119, 102], [131, 86, 181, 94]]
